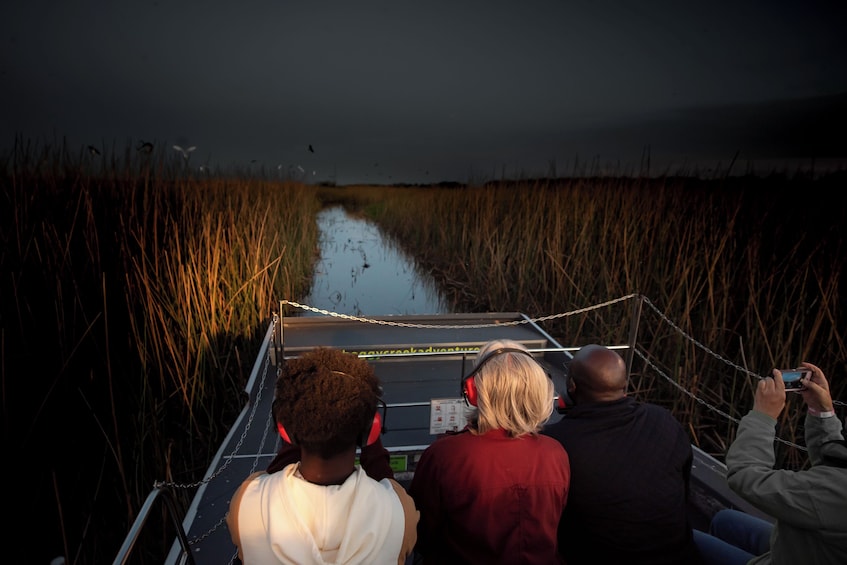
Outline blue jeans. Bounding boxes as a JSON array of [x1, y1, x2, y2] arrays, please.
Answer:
[[694, 528, 755, 565], [694, 508, 773, 565]]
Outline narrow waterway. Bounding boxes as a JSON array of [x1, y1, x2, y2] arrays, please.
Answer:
[[300, 206, 450, 316]]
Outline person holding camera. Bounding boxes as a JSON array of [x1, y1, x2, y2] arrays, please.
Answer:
[[706, 361, 847, 564]]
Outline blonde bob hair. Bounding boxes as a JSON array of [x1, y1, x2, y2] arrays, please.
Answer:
[[466, 339, 555, 437]]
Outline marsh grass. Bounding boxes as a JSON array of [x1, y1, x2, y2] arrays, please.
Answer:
[[4, 134, 844, 562], [323, 175, 846, 468], [1, 137, 320, 563]]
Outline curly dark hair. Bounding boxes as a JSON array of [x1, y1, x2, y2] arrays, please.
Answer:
[[273, 347, 382, 458]]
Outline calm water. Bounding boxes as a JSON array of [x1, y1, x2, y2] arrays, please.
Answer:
[[300, 206, 450, 316]]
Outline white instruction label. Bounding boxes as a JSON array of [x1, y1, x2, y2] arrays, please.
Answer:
[[429, 398, 466, 435]]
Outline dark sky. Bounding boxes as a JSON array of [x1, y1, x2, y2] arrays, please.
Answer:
[[2, 0, 846, 184]]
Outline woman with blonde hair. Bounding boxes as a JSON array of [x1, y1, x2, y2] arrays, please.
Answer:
[[408, 339, 570, 564]]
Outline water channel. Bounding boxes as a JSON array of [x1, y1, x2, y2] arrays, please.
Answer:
[[299, 206, 451, 316]]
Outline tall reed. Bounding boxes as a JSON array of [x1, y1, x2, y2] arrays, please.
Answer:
[[326, 175, 846, 468], [4, 134, 843, 562], [1, 137, 321, 563]]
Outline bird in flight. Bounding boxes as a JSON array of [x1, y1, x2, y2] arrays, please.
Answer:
[[88, 145, 101, 156], [137, 141, 154, 154], [173, 145, 197, 160], [308, 144, 315, 153]]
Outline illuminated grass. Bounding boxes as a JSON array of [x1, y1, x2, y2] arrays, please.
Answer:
[[1, 136, 321, 563]]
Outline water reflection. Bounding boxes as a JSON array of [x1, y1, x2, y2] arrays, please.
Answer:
[[300, 206, 450, 316]]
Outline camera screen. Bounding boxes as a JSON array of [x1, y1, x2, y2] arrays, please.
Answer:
[[782, 371, 805, 388]]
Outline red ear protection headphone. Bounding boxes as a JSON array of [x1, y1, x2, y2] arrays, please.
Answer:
[[277, 421, 293, 444], [462, 347, 545, 407], [555, 392, 568, 414], [277, 400, 385, 447], [362, 409, 383, 446]]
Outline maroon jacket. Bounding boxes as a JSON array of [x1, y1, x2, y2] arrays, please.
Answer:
[[408, 428, 570, 564]]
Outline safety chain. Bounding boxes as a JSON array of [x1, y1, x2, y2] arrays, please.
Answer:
[[148, 316, 280, 548], [154, 316, 278, 492], [639, 296, 845, 407], [633, 348, 807, 451], [283, 295, 846, 412], [285, 295, 843, 400], [280, 295, 640, 328], [183, 410, 278, 549]]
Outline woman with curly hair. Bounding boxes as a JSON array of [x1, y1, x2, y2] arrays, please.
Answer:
[[227, 347, 419, 565]]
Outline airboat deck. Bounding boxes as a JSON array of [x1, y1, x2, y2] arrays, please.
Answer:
[[114, 302, 771, 565]]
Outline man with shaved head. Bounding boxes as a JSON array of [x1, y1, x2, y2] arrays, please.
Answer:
[[543, 344, 736, 564], [568, 343, 628, 400]]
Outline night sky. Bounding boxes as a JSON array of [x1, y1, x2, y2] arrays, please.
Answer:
[[2, 0, 845, 185]]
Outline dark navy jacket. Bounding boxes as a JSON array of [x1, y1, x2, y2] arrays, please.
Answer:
[[543, 396, 703, 565]]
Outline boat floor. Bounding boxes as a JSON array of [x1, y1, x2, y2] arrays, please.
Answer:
[[167, 311, 769, 564]]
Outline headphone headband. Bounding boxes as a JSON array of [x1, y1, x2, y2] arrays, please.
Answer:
[[462, 347, 535, 381], [461, 347, 537, 406]]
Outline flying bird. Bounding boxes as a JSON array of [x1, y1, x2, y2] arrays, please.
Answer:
[[308, 144, 315, 153], [173, 145, 196, 160], [87, 145, 101, 156], [137, 141, 154, 154]]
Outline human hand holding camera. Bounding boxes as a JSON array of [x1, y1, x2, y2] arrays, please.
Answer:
[[796, 362, 835, 415], [753, 369, 788, 419]]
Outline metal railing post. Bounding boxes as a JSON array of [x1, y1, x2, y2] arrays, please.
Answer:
[[112, 484, 196, 565], [625, 294, 644, 379]]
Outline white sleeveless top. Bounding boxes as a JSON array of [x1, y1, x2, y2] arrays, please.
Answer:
[[236, 464, 405, 564]]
